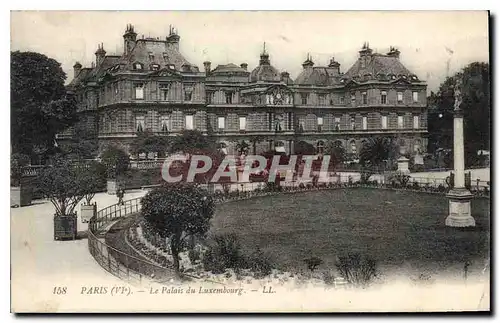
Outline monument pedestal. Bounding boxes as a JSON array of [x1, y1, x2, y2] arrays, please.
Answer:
[[445, 188, 475, 227], [397, 157, 410, 174]]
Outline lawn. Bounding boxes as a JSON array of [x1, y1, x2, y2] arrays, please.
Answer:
[[210, 188, 490, 277]]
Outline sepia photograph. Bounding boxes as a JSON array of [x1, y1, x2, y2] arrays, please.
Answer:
[[10, 10, 490, 313]]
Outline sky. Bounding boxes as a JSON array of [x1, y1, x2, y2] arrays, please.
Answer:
[[10, 11, 489, 93]]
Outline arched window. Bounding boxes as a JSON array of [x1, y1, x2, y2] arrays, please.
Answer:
[[316, 140, 325, 154]]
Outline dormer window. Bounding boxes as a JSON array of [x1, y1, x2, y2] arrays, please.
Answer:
[[134, 62, 143, 70], [391, 74, 396, 80], [163, 53, 169, 61], [150, 64, 160, 71], [167, 64, 175, 70], [148, 52, 154, 61]]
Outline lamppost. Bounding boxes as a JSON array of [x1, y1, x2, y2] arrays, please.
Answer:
[[445, 77, 475, 227]]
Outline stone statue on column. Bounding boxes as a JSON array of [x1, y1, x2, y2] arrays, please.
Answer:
[[445, 76, 475, 227]]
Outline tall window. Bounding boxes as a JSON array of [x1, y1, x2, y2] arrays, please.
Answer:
[[362, 116, 368, 130], [225, 92, 233, 104], [159, 84, 169, 101], [134, 83, 144, 100], [339, 96, 345, 105], [287, 112, 293, 130], [413, 115, 420, 129], [316, 141, 325, 154], [398, 115, 404, 129], [381, 115, 388, 129], [317, 116, 323, 132], [381, 91, 387, 104], [184, 86, 193, 101], [185, 115, 194, 130], [301, 93, 308, 105], [414, 139, 422, 153], [351, 94, 356, 103], [362, 92, 367, 105], [160, 115, 171, 132], [318, 94, 326, 106], [412, 91, 419, 103], [350, 115, 356, 130], [268, 112, 273, 131], [217, 116, 225, 130], [239, 116, 247, 131], [334, 117, 341, 131], [397, 91, 403, 103], [350, 140, 357, 155], [135, 115, 145, 132]]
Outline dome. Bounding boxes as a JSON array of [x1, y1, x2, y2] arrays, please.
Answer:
[[249, 45, 280, 82]]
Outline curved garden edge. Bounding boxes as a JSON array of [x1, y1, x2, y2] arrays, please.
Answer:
[[88, 182, 489, 287]]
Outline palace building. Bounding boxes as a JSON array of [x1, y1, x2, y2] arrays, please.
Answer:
[[65, 24, 428, 157]]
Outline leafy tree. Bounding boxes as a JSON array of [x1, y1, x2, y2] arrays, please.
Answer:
[[235, 140, 250, 155], [359, 137, 397, 171], [59, 126, 99, 161], [38, 158, 85, 217], [100, 146, 130, 179], [130, 130, 170, 159], [428, 62, 490, 166], [294, 140, 316, 155], [11, 51, 78, 157], [11, 153, 30, 187], [77, 161, 107, 205], [141, 183, 215, 276], [249, 136, 267, 155], [169, 130, 215, 155], [325, 141, 347, 166]]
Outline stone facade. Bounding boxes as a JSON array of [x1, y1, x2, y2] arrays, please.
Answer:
[[65, 26, 428, 157]]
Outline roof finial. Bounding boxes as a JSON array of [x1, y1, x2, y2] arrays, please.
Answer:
[[263, 41, 266, 54]]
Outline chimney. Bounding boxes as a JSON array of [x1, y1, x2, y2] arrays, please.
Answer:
[[203, 61, 211, 76], [358, 42, 373, 68], [166, 25, 180, 51], [240, 63, 248, 71], [95, 43, 106, 66], [73, 62, 82, 78], [387, 46, 401, 59]]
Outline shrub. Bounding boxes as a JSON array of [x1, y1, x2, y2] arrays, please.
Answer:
[[304, 256, 323, 272], [188, 248, 201, 264], [388, 171, 410, 188], [100, 146, 130, 179], [247, 248, 273, 278], [202, 233, 246, 274], [437, 184, 447, 192], [335, 253, 377, 287], [412, 181, 420, 190]]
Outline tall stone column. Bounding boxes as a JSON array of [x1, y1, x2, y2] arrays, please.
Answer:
[[445, 78, 475, 227]]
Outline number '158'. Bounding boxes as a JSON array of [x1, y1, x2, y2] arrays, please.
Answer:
[[53, 287, 67, 294]]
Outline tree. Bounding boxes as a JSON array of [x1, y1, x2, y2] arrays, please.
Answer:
[[294, 141, 316, 155], [100, 146, 130, 179], [249, 136, 267, 155], [38, 158, 85, 217], [77, 161, 107, 205], [235, 140, 250, 155], [141, 183, 215, 277], [359, 137, 397, 171], [428, 62, 490, 166], [169, 130, 215, 154], [59, 126, 99, 161], [11, 51, 78, 157], [325, 141, 347, 166], [11, 153, 30, 187], [130, 130, 170, 158]]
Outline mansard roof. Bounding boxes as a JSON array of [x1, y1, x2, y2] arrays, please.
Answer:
[[67, 68, 93, 88], [343, 53, 414, 81], [295, 67, 342, 86], [211, 63, 248, 75], [250, 64, 281, 83], [123, 38, 199, 73]]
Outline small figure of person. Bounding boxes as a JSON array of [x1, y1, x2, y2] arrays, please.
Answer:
[[117, 188, 124, 205]]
